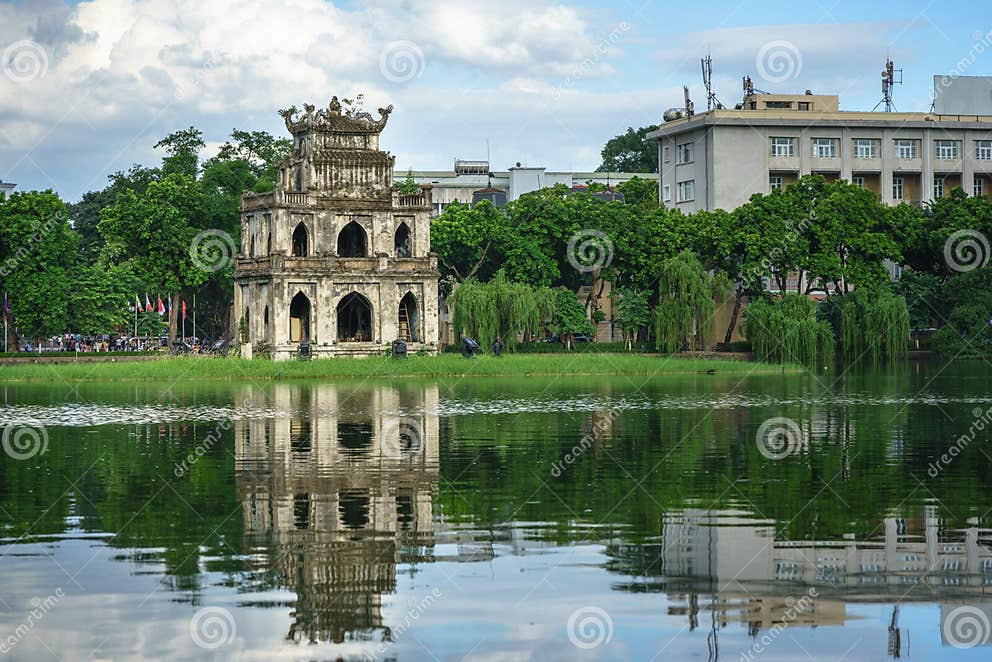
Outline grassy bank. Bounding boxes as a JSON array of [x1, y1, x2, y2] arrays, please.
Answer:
[[0, 353, 800, 383]]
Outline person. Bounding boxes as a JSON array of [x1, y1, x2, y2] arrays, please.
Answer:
[[460, 336, 480, 358], [490, 335, 505, 356]]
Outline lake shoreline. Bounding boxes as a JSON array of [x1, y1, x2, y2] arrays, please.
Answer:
[[0, 353, 800, 382]]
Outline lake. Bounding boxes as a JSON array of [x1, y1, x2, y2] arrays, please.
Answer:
[[1, 362, 992, 660]]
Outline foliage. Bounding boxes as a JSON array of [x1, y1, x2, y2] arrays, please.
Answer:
[[448, 271, 558, 350], [0, 191, 77, 339], [549, 288, 595, 346], [654, 252, 715, 353], [398, 169, 420, 195], [614, 288, 651, 349], [835, 287, 910, 363], [744, 295, 834, 365], [930, 267, 992, 358], [894, 271, 942, 329], [597, 125, 659, 173]]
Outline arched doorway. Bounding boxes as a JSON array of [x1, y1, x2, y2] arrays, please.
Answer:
[[394, 222, 411, 257], [337, 292, 372, 342], [262, 306, 270, 343], [249, 235, 255, 257], [243, 307, 251, 343], [289, 292, 311, 343], [292, 223, 308, 257], [337, 221, 367, 257], [398, 292, 419, 342]]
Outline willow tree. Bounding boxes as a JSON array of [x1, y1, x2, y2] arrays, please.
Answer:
[[449, 271, 557, 350], [837, 288, 909, 363], [654, 251, 716, 353], [744, 295, 834, 365]]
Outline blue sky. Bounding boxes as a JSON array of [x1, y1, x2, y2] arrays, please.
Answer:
[[0, 0, 988, 201]]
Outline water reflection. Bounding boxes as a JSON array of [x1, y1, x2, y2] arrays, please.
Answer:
[[234, 383, 441, 645]]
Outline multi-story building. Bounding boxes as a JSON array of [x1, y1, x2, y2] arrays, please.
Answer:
[[398, 161, 653, 216], [0, 180, 15, 194], [234, 97, 440, 360], [649, 85, 992, 213]]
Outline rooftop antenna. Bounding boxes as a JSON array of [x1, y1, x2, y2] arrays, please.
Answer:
[[873, 58, 902, 112], [683, 85, 695, 117], [701, 52, 723, 111]]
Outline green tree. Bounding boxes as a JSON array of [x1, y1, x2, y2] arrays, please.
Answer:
[[654, 251, 716, 353], [549, 288, 595, 349], [597, 126, 659, 173], [98, 174, 210, 344], [614, 288, 651, 350], [155, 127, 206, 178], [744, 295, 834, 365], [0, 190, 78, 343]]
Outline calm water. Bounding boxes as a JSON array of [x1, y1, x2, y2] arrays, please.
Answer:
[[2, 363, 992, 661]]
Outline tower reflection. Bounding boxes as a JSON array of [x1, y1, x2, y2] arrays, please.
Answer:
[[235, 383, 439, 645]]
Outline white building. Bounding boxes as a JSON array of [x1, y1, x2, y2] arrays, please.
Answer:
[[396, 161, 654, 216]]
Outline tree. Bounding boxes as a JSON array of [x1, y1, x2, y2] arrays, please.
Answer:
[[430, 201, 508, 287], [448, 272, 557, 350], [616, 176, 659, 210], [98, 174, 211, 344], [744, 295, 834, 365], [155, 127, 205, 178], [654, 251, 716, 353], [398, 169, 420, 195], [614, 288, 651, 350], [598, 126, 659, 173], [0, 191, 77, 343], [549, 288, 595, 350]]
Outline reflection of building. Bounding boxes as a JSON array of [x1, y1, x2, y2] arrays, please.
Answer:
[[234, 97, 439, 360], [235, 383, 440, 644], [609, 508, 992, 644]]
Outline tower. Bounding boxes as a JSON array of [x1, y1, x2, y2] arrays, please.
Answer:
[[233, 97, 439, 360]]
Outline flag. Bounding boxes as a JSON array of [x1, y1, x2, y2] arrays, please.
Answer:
[[145, 294, 152, 312], [182, 300, 187, 321], [135, 294, 141, 312], [157, 296, 165, 316], [168, 296, 173, 318]]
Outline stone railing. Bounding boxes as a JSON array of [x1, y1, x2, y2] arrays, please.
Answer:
[[235, 254, 436, 275]]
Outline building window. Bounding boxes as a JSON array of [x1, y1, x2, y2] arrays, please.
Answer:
[[770, 137, 796, 157], [933, 176, 944, 198], [677, 142, 694, 164], [894, 139, 917, 159], [854, 139, 876, 159], [766, 101, 792, 109], [798, 102, 810, 111], [892, 176, 905, 200], [976, 140, 992, 160], [769, 176, 783, 191], [852, 176, 865, 188], [663, 145, 670, 162], [677, 180, 695, 203], [812, 138, 837, 159], [975, 178, 984, 197], [935, 139, 959, 160], [662, 184, 671, 202]]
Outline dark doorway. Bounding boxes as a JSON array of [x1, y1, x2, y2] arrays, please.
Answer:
[[337, 293, 372, 342], [394, 222, 411, 257], [292, 223, 308, 257], [262, 306, 270, 343], [289, 292, 311, 343], [337, 221, 367, 257], [398, 292, 419, 342], [338, 490, 370, 530]]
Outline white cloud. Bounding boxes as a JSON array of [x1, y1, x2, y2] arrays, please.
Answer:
[[0, 0, 639, 198]]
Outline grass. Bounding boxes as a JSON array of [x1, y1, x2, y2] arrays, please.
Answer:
[[0, 353, 800, 383]]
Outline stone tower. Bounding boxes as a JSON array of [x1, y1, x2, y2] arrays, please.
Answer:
[[233, 97, 439, 360]]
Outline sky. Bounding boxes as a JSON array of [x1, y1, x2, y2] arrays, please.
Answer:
[[0, 0, 989, 202]]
